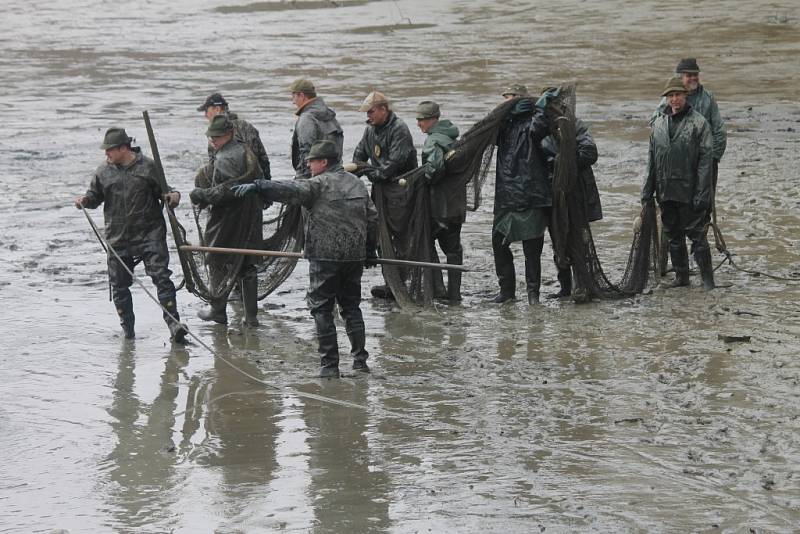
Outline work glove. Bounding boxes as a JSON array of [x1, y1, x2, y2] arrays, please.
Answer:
[[189, 188, 207, 206], [163, 191, 180, 208], [365, 168, 387, 183], [510, 98, 533, 116], [364, 247, 379, 268], [232, 183, 257, 197]]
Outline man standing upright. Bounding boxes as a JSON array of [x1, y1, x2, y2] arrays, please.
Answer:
[[197, 92, 272, 179], [353, 91, 417, 299], [289, 79, 344, 179], [232, 140, 378, 378], [190, 115, 264, 325], [415, 100, 463, 302], [75, 128, 188, 341], [643, 77, 715, 290], [491, 84, 553, 305]]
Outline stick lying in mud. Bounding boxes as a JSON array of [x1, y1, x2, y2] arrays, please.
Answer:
[[179, 245, 470, 272]]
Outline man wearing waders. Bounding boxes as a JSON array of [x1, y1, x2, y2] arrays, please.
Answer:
[[74, 128, 188, 341], [190, 114, 264, 325], [643, 77, 715, 290], [232, 140, 378, 378]]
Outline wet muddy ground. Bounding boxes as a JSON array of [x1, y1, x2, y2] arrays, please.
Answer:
[[1, 0, 799, 532]]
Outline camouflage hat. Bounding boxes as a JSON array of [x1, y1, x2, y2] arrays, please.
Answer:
[[358, 91, 390, 112], [675, 57, 700, 74], [289, 78, 316, 96], [306, 140, 340, 161], [415, 101, 441, 120], [197, 92, 228, 112], [661, 76, 688, 96], [100, 127, 133, 150], [206, 114, 234, 137], [502, 83, 529, 97]]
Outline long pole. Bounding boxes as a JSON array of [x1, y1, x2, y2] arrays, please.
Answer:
[[142, 110, 196, 294], [179, 245, 470, 272]]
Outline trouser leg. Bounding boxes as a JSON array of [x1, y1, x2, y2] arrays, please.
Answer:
[[687, 210, 715, 290], [198, 262, 229, 323], [308, 261, 340, 376], [437, 222, 463, 302], [492, 232, 516, 299], [240, 265, 260, 326], [108, 253, 136, 338], [337, 262, 369, 371], [661, 201, 689, 287], [522, 236, 544, 304]]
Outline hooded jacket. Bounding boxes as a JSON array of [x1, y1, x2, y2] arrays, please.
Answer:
[[292, 98, 344, 178]]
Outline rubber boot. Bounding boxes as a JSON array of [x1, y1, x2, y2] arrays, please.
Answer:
[[668, 241, 690, 288], [116, 297, 135, 339], [348, 329, 370, 372], [445, 251, 463, 303], [197, 299, 228, 324], [547, 267, 572, 299], [523, 237, 544, 305], [318, 334, 340, 378], [370, 285, 394, 300], [160, 297, 188, 343], [491, 233, 515, 302], [240, 275, 260, 327], [695, 247, 716, 290]]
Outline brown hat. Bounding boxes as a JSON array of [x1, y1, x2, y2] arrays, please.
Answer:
[[289, 78, 316, 96], [358, 91, 390, 112], [206, 114, 234, 137], [197, 92, 228, 112], [100, 127, 133, 150], [661, 76, 688, 96]]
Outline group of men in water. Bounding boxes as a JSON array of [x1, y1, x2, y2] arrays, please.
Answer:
[[74, 57, 726, 377]]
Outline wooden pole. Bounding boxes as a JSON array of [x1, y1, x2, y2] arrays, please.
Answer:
[[179, 245, 470, 272]]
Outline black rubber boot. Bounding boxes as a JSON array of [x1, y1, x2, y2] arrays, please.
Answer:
[[523, 237, 544, 305], [116, 297, 135, 339], [491, 233, 516, 302], [348, 329, 370, 372], [160, 297, 188, 343], [370, 285, 394, 300], [197, 300, 228, 324], [240, 274, 260, 327], [313, 312, 340, 378], [547, 267, 572, 299], [668, 241, 690, 288], [695, 247, 716, 290], [445, 251, 463, 302]]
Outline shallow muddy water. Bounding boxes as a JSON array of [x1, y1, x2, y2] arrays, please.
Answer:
[[1, 0, 799, 532]]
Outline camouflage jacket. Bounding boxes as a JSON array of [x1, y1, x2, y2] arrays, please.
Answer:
[[654, 85, 726, 161], [207, 111, 271, 179], [541, 118, 603, 222], [251, 163, 378, 262], [353, 111, 418, 179], [192, 140, 264, 252], [421, 119, 464, 222], [643, 105, 713, 209], [291, 98, 344, 178], [83, 150, 169, 248]]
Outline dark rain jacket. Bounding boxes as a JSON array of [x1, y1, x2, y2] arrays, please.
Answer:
[[494, 105, 551, 214], [251, 163, 378, 262], [83, 150, 169, 248], [421, 119, 464, 222], [541, 119, 603, 222], [655, 85, 726, 161], [643, 105, 713, 210], [191, 140, 264, 256], [353, 111, 418, 179], [207, 111, 271, 179], [291, 98, 344, 178]]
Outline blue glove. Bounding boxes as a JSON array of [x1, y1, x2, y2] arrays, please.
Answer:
[[231, 183, 257, 197], [511, 98, 533, 116]]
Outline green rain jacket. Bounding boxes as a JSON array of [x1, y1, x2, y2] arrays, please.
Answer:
[[421, 119, 463, 222], [655, 85, 726, 161]]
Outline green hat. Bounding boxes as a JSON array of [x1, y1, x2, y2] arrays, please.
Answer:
[[206, 114, 234, 137], [675, 57, 700, 74], [306, 140, 340, 161], [661, 76, 688, 96], [100, 127, 133, 150], [289, 78, 316, 96], [415, 100, 441, 120], [502, 84, 529, 97]]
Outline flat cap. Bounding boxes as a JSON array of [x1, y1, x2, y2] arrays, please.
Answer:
[[358, 91, 390, 112], [502, 83, 529, 97], [206, 114, 234, 137], [289, 78, 316, 95], [675, 58, 700, 74], [415, 100, 441, 120], [197, 92, 228, 112], [661, 76, 688, 96], [100, 127, 133, 150], [306, 139, 340, 161]]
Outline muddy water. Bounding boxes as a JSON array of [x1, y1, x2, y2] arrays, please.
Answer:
[[1, 0, 799, 532]]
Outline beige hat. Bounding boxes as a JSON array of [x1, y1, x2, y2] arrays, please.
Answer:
[[661, 76, 688, 96], [358, 91, 390, 112]]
